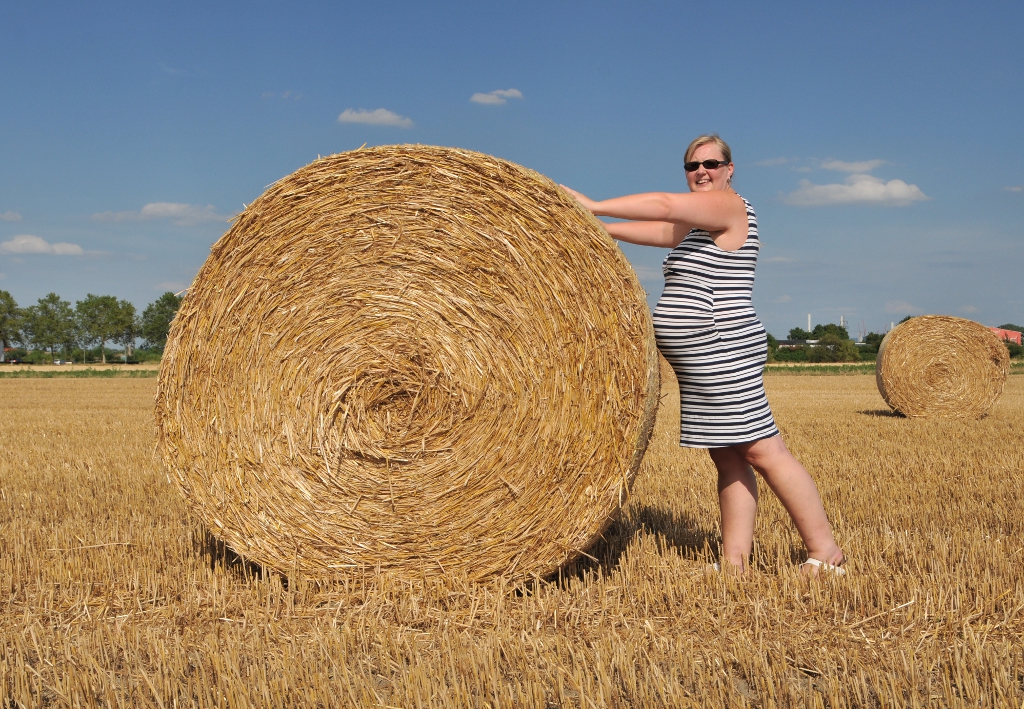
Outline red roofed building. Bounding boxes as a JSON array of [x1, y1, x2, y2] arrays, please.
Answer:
[[989, 328, 1022, 345]]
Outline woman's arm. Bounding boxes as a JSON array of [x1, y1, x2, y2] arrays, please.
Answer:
[[601, 220, 687, 248], [561, 185, 744, 233]]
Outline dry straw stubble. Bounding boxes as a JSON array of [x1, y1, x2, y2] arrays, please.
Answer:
[[155, 145, 660, 582], [876, 315, 1009, 419]]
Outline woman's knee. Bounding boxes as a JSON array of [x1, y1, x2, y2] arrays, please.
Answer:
[[738, 435, 789, 469]]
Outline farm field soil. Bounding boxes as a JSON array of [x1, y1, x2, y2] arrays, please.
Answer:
[[2, 368, 1022, 707]]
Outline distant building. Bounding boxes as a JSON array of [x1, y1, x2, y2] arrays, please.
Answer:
[[989, 328, 1022, 345]]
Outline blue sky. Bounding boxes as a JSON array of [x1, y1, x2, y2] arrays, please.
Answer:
[[1, 1, 1022, 338]]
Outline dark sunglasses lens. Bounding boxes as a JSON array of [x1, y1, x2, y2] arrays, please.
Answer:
[[685, 160, 726, 172]]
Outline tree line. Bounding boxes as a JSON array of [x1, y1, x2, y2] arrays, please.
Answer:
[[0, 291, 182, 363], [767, 318, 1024, 363]]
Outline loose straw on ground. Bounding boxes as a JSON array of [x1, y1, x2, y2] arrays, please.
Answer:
[[876, 315, 1009, 419], [155, 145, 660, 582]]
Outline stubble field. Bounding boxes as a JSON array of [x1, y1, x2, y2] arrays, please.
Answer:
[[2, 363, 1022, 707]]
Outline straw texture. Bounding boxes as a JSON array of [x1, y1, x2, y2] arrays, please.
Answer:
[[876, 315, 1009, 419], [155, 145, 660, 582]]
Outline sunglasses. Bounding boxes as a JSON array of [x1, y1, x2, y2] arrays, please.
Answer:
[[684, 159, 730, 172]]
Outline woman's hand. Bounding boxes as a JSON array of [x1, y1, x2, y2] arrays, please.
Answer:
[[560, 185, 601, 214]]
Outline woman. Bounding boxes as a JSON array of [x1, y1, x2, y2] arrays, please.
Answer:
[[562, 134, 845, 575]]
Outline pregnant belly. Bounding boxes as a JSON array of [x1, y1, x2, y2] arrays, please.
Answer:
[[654, 283, 715, 332]]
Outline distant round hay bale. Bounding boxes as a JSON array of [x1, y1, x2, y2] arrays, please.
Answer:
[[876, 315, 1009, 419], [155, 145, 659, 582]]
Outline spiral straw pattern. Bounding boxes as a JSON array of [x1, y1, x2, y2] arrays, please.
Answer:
[[876, 315, 1009, 419], [155, 145, 660, 582]]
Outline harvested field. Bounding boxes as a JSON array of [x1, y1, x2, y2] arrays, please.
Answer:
[[2, 365, 1023, 707]]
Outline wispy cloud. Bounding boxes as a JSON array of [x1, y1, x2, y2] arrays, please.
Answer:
[[159, 62, 185, 76], [1, 211, 21, 222], [766, 256, 795, 263], [820, 159, 887, 173], [754, 157, 797, 167], [784, 174, 929, 207], [92, 202, 227, 227], [957, 305, 979, 314], [1004, 185, 1023, 192], [773, 295, 792, 303], [884, 300, 924, 315], [0, 234, 84, 256], [263, 90, 302, 100], [338, 108, 413, 128], [470, 88, 523, 105]]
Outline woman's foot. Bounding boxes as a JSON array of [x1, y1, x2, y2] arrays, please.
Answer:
[[800, 555, 847, 577]]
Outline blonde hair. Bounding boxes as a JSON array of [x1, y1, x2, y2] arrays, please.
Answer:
[[684, 134, 732, 164]]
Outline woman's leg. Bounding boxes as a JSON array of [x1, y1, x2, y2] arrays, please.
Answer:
[[734, 435, 844, 565], [707, 446, 759, 571]]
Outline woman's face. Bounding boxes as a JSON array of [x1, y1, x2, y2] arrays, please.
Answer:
[[685, 143, 734, 193]]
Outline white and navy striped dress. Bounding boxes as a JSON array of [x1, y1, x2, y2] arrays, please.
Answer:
[[654, 196, 779, 448]]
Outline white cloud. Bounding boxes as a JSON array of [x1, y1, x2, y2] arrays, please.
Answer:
[[883, 300, 924, 315], [0, 234, 84, 256], [470, 88, 523, 105], [337, 108, 413, 128], [958, 305, 979, 314], [92, 202, 226, 227], [1004, 186, 1023, 192], [774, 295, 792, 303], [784, 174, 929, 207], [820, 159, 887, 173], [1, 211, 21, 222], [263, 90, 301, 100]]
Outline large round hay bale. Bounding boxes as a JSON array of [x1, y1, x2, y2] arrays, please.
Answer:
[[876, 315, 1009, 419], [155, 145, 660, 582]]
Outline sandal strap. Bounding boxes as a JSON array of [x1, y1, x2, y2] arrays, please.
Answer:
[[802, 558, 846, 575]]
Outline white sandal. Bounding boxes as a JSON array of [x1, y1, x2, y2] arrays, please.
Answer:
[[801, 557, 846, 576]]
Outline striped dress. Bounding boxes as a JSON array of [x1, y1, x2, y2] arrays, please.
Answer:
[[653, 196, 780, 448]]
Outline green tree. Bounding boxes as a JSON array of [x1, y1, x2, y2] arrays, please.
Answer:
[[0, 290, 21, 362], [810, 322, 850, 340], [899, 315, 914, 324], [75, 294, 124, 364], [997, 323, 1024, 333], [141, 292, 183, 351], [789, 322, 850, 340], [808, 333, 860, 362], [23, 293, 75, 362], [863, 332, 885, 349], [113, 300, 139, 362]]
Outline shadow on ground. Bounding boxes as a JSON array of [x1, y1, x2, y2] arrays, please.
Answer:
[[557, 505, 718, 585], [196, 527, 275, 583]]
